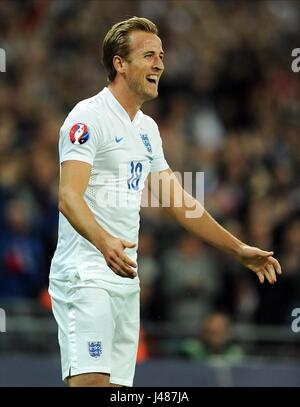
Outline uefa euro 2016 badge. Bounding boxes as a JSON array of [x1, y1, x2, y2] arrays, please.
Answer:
[[88, 341, 102, 359], [69, 123, 90, 144], [140, 133, 152, 154]]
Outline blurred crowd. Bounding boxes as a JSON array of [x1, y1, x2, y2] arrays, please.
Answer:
[[1, 0, 300, 355]]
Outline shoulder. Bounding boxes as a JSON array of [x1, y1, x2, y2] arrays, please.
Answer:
[[59, 95, 106, 148], [62, 92, 107, 131]]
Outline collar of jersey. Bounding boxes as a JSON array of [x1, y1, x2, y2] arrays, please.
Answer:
[[103, 87, 142, 127]]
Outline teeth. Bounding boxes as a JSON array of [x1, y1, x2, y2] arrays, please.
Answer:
[[146, 75, 158, 82]]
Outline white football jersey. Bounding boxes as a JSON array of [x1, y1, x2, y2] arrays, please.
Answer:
[[50, 87, 169, 284]]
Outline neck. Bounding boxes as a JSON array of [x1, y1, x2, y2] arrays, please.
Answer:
[[108, 82, 141, 121]]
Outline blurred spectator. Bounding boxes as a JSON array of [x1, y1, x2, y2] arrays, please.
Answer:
[[255, 218, 300, 325], [161, 233, 222, 334], [0, 198, 46, 298], [138, 228, 160, 321], [179, 312, 245, 362]]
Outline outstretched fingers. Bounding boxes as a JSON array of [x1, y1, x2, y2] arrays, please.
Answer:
[[262, 265, 275, 284], [256, 271, 265, 284], [268, 256, 282, 276], [256, 260, 281, 284], [261, 257, 283, 284], [266, 263, 277, 284]]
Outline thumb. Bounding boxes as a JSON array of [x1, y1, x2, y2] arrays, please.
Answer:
[[122, 240, 136, 249], [256, 249, 274, 257]]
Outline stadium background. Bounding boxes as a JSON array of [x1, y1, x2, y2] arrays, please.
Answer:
[[0, 0, 300, 386]]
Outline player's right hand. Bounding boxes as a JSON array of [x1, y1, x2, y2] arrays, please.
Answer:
[[100, 236, 137, 279]]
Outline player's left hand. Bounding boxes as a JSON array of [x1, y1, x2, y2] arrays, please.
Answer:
[[235, 244, 282, 284]]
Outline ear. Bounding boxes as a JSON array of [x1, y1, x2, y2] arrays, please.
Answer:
[[112, 55, 127, 76]]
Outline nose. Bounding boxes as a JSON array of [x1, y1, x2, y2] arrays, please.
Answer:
[[153, 56, 164, 72]]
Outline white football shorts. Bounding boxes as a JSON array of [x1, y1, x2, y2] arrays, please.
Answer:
[[49, 269, 140, 387]]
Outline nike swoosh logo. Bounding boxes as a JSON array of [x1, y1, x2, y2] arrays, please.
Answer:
[[115, 136, 124, 143]]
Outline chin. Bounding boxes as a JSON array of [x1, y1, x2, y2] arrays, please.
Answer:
[[145, 89, 158, 101]]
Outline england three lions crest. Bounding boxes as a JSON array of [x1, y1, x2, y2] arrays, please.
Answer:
[[140, 133, 152, 154], [88, 341, 102, 359]]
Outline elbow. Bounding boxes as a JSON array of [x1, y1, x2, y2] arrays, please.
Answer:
[[58, 198, 65, 215], [58, 186, 73, 215], [58, 194, 66, 215]]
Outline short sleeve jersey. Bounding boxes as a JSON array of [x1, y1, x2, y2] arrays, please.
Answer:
[[50, 87, 169, 284]]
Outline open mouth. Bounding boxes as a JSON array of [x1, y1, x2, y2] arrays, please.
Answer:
[[146, 75, 158, 85]]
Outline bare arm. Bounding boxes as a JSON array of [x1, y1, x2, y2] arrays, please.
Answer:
[[148, 168, 282, 284], [59, 160, 137, 279]]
